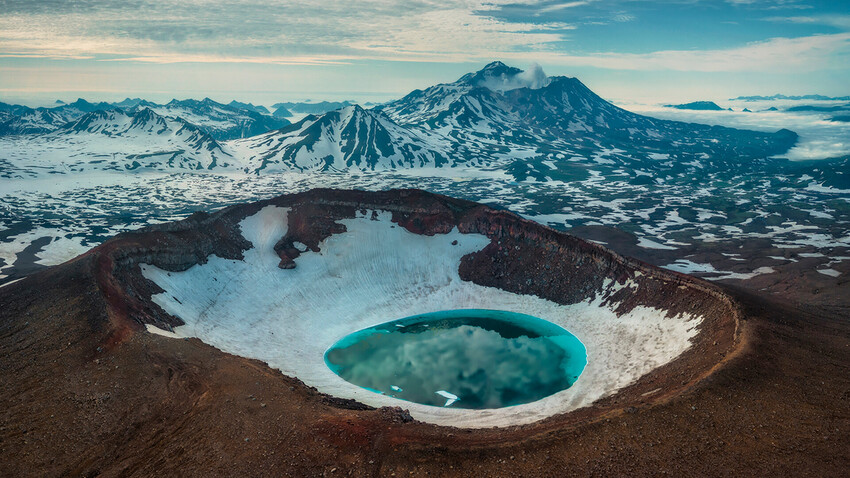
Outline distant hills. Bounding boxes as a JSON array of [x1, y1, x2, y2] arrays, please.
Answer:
[[665, 101, 727, 111], [786, 103, 850, 113], [271, 101, 366, 118], [138, 98, 288, 141], [665, 98, 850, 116], [730, 94, 850, 101]]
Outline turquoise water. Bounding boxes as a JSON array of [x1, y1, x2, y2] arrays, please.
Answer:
[[324, 309, 587, 409]]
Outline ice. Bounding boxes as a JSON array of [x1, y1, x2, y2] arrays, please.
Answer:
[[436, 390, 459, 407]]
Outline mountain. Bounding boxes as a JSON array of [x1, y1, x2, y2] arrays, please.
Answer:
[[112, 98, 158, 109], [377, 62, 797, 176], [140, 98, 289, 140], [228, 100, 271, 115], [786, 103, 850, 113], [666, 101, 725, 111], [230, 105, 457, 173], [227, 62, 797, 178], [0, 101, 86, 135], [272, 105, 293, 118], [273, 101, 355, 116], [0, 108, 70, 135], [0, 62, 800, 178], [0, 97, 289, 140], [0, 99, 145, 136], [59, 98, 116, 113], [12, 108, 233, 172]]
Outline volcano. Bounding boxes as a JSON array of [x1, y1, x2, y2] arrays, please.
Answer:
[[1, 189, 848, 476]]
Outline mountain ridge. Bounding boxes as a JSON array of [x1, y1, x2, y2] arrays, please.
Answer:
[[1, 61, 799, 177]]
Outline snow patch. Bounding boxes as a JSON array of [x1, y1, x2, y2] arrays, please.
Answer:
[[636, 237, 678, 250], [145, 324, 183, 339], [35, 236, 88, 266], [0, 277, 24, 288]]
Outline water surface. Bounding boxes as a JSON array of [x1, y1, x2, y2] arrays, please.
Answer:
[[325, 309, 587, 409]]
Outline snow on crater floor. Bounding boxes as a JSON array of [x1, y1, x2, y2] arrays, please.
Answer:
[[141, 205, 701, 428]]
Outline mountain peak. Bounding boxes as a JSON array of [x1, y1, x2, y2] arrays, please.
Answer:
[[133, 106, 158, 118], [480, 60, 518, 74], [460, 61, 522, 85], [460, 61, 551, 93]]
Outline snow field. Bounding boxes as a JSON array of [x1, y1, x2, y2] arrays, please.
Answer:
[[142, 205, 701, 428]]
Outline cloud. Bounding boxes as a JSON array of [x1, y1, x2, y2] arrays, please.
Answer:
[[532, 32, 850, 72], [536, 1, 591, 15], [765, 15, 850, 30], [0, 0, 573, 63], [612, 13, 636, 23], [516, 63, 552, 88], [0, 0, 846, 77], [725, 0, 798, 5]]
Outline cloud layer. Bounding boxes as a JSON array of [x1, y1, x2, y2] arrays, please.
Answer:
[[0, 0, 847, 74], [0, 1, 569, 64]]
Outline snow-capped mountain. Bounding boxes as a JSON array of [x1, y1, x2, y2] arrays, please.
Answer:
[[0, 99, 115, 135], [379, 62, 525, 127], [0, 97, 289, 140], [0, 107, 70, 135], [111, 98, 159, 109], [0, 61, 800, 179], [378, 62, 797, 172], [136, 98, 288, 140], [1, 108, 232, 176], [230, 105, 458, 173], [228, 100, 271, 115], [273, 101, 355, 116]]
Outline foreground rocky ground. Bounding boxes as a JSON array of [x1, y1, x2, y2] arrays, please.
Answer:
[[1, 189, 848, 477]]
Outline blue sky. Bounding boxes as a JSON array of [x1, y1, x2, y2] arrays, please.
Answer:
[[1, 0, 848, 105]]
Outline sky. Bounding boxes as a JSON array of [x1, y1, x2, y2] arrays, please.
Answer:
[[1, 0, 849, 105]]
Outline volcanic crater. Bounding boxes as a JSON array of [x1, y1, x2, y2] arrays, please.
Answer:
[[109, 189, 738, 426], [5, 189, 847, 476]]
